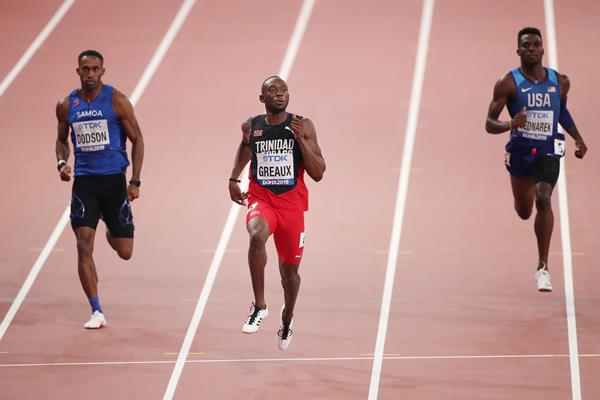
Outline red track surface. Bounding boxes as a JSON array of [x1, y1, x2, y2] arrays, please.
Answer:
[[0, 0, 62, 80], [0, 1, 597, 399]]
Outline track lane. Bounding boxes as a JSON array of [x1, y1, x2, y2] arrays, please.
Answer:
[[0, 0, 180, 323], [378, 1, 574, 398], [554, 1, 600, 398], [0, 1, 188, 399], [175, 0, 423, 398]]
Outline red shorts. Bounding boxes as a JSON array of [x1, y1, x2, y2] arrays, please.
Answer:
[[246, 192, 305, 265]]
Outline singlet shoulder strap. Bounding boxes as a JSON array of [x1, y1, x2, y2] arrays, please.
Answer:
[[251, 114, 265, 128], [102, 84, 114, 101], [510, 68, 525, 87], [546, 68, 558, 85]]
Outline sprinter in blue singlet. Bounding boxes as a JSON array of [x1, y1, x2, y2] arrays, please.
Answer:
[[55, 50, 145, 329], [486, 27, 587, 292]]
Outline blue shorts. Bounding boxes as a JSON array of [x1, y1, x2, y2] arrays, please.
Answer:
[[504, 148, 560, 186]]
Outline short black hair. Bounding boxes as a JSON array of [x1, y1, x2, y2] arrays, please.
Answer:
[[518, 27, 542, 44], [262, 75, 284, 89], [78, 50, 104, 64]]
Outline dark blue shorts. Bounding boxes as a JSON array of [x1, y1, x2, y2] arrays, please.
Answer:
[[504, 149, 560, 186]]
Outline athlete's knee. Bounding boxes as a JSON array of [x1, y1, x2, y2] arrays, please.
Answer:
[[247, 218, 270, 249], [514, 204, 532, 220], [248, 229, 268, 249], [280, 268, 300, 288], [76, 240, 94, 258], [75, 232, 94, 258], [107, 236, 133, 260], [535, 192, 552, 212], [116, 247, 133, 260]]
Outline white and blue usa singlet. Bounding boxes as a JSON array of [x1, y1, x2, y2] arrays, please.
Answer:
[[67, 84, 130, 176], [506, 67, 565, 157]]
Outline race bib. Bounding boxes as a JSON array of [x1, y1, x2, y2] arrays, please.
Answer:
[[72, 119, 110, 152], [504, 152, 511, 167], [520, 110, 554, 140], [554, 139, 565, 156], [256, 152, 294, 186]]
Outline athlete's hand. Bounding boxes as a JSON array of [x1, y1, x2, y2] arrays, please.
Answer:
[[127, 184, 140, 201], [290, 114, 305, 141], [59, 165, 71, 182], [574, 139, 587, 159], [229, 181, 248, 206], [511, 106, 527, 129]]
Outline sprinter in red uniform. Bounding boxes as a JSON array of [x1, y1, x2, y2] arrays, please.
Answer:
[[228, 76, 325, 350]]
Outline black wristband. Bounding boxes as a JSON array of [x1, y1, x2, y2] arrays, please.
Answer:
[[129, 179, 141, 187], [229, 178, 241, 183]]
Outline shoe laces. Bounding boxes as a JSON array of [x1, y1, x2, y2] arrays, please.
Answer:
[[537, 268, 550, 278], [247, 304, 263, 324], [278, 324, 293, 340]]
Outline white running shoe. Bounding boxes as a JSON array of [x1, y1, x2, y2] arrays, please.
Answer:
[[277, 305, 294, 350], [535, 267, 553, 292], [84, 311, 107, 329], [242, 303, 268, 334]]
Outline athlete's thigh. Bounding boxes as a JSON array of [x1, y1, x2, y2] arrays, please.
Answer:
[[273, 208, 305, 265], [246, 198, 278, 236], [99, 174, 134, 238], [70, 177, 102, 230], [510, 174, 535, 207]]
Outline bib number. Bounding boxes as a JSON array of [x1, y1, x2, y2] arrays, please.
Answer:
[[520, 110, 554, 140], [72, 119, 110, 152], [256, 152, 294, 186]]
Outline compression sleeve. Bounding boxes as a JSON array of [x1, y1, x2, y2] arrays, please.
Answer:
[[559, 99, 575, 129]]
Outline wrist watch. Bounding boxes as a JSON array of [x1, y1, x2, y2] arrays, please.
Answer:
[[129, 179, 141, 187], [57, 160, 67, 172]]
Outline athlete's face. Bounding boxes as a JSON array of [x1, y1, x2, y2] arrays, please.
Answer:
[[517, 34, 544, 66], [77, 56, 105, 91], [260, 78, 289, 113]]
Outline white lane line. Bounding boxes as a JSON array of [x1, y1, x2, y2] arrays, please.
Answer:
[[544, 2, 581, 399], [367, 0, 435, 399], [161, 1, 316, 399], [0, 208, 70, 342], [2, 353, 599, 368], [130, 0, 196, 105], [0, 0, 76, 98], [0, 0, 196, 343], [278, 0, 315, 81]]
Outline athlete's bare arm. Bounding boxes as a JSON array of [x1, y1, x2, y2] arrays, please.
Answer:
[[55, 97, 72, 181], [113, 90, 144, 201], [485, 74, 527, 134], [228, 118, 253, 206], [558, 73, 588, 159], [290, 115, 325, 182]]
